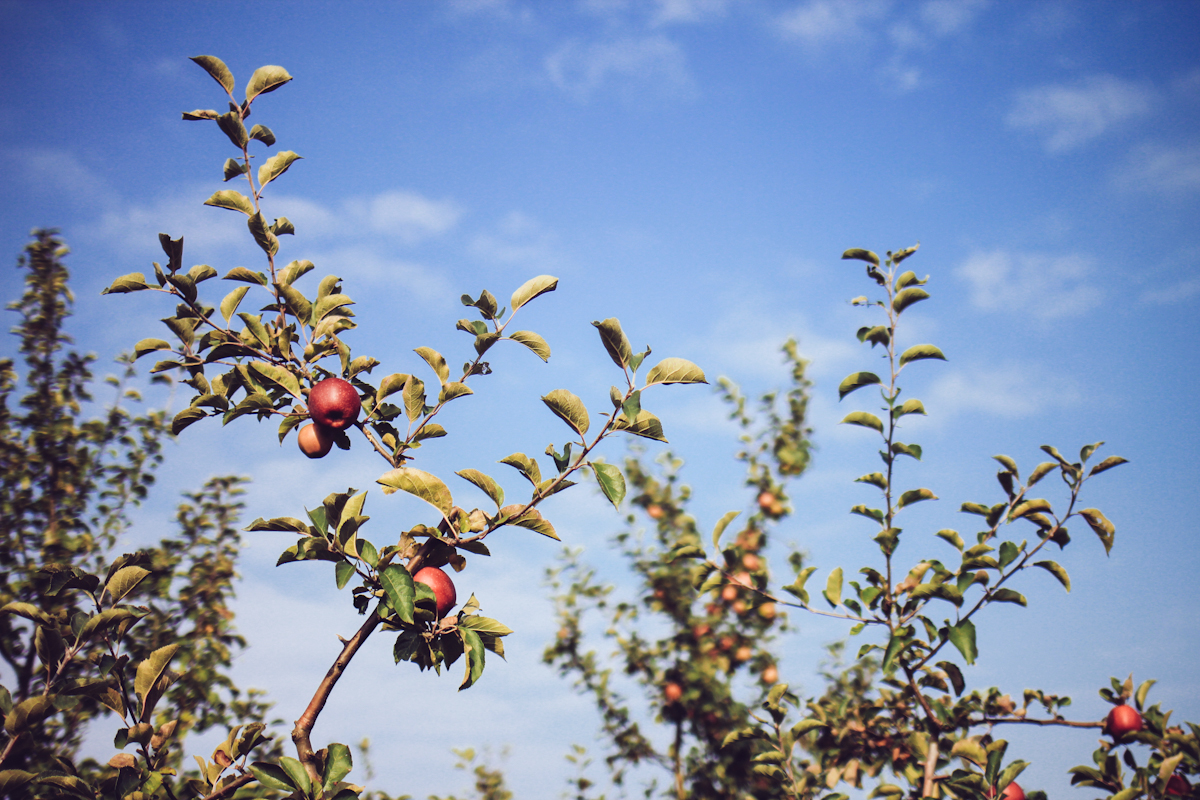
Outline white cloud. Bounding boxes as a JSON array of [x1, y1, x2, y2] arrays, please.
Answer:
[[351, 190, 463, 243], [929, 364, 1080, 418], [955, 249, 1102, 320], [1005, 75, 1154, 153], [545, 35, 696, 101], [776, 0, 891, 47], [651, 0, 728, 25], [5, 147, 110, 203], [919, 0, 988, 36], [1140, 275, 1200, 305], [470, 211, 563, 269], [304, 246, 452, 300], [1113, 142, 1200, 193]]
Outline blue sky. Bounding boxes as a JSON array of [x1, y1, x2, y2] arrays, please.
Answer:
[[2, 1, 1198, 797]]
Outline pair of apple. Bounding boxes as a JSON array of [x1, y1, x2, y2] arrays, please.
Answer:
[[297, 377, 360, 458]]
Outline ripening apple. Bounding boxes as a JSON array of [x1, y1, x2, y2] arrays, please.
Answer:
[[757, 491, 776, 511], [757, 602, 777, 620], [987, 782, 1025, 800], [413, 566, 457, 618], [1165, 774, 1189, 796], [664, 682, 683, 703], [734, 645, 752, 662], [1106, 704, 1143, 738], [308, 377, 360, 431], [296, 422, 335, 458], [721, 584, 738, 602], [742, 553, 761, 571], [647, 504, 664, 519], [761, 664, 778, 684]]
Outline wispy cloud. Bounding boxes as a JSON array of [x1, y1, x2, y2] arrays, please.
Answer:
[[5, 147, 111, 204], [650, 0, 728, 25], [929, 364, 1080, 419], [545, 35, 696, 101], [776, 0, 987, 91], [776, 0, 891, 47], [955, 249, 1102, 320], [1113, 142, 1200, 194], [1140, 275, 1200, 305], [1005, 75, 1154, 153], [470, 211, 564, 270]]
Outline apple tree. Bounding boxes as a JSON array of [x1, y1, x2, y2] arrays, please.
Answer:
[[545, 245, 1198, 800], [1, 55, 709, 800]]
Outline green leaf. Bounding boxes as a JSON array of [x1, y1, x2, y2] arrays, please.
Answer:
[[379, 565, 415, 625], [841, 411, 883, 432], [377, 468, 453, 516], [542, 389, 590, 436], [895, 398, 926, 418], [4, 696, 56, 735], [612, 409, 667, 442], [842, 248, 880, 266], [892, 442, 922, 460], [937, 529, 964, 551], [403, 376, 426, 422], [507, 330, 551, 361], [783, 566, 817, 605], [279, 756, 311, 797], [204, 189, 255, 216], [898, 344, 947, 368], [1088, 455, 1129, 477], [506, 507, 560, 540], [219, 286, 249, 323], [822, 567, 843, 608], [510, 275, 558, 311], [1034, 560, 1070, 591], [990, 588, 1027, 606], [592, 462, 626, 509], [897, 488, 937, 509], [322, 743, 353, 793], [134, 339, 172, 359], [134, 644, 178, 705], [591, 318, 632, 368], [1078, 508, 1116, 555], [245, 65, 293, 103], [250, 762, 295, 792], [947, 619, 978, 665], [414, 347, 449, 383], [182, 109, 219, 121], [248, 212, 279, 257], [101, 272, 150, 294], [458, 616, 514, 636], [222, 158, 247, 181], [838, 372, 881, 400], [712, 510, 740, 551], [334, 561, 355, 590], [456, 469, 504, 509], [855, 472, 888, 490], [645, 357, 707, 386], [248, 362, 303, 399], [1, 602, 53, 626], [257, 150, 302, 188], [893, 287, 930, 313], [224, 266, 268, 285], [190, 55, 235, 93], [104, 566, 151, 603], [459, 628, 486, 690], [937, 660, 965, 696], [249, 124, 276, 145], [1027, 461, 1058, 487], [439, 382, 473, 403], [498, 453, 541, 486]]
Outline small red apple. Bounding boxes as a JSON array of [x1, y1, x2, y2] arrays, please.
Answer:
[[757, 491, 776, 511], [413, 566, 457, 618], [734, 645, 752, 662], [1106, 704, 1143, 738], [761, 664, 778, 684], [1166, 774, 1189, 796], [296, 422, 334, 458], [742, 553, 761, 571], [647, 504, 664, 519], [308, 377, 360, 431], [692, 624, 711, 639], [721, 584, 738, 602], [758, 602, 777, 620], [987, 782, 1025, 800], [664, 682, 683, 703]]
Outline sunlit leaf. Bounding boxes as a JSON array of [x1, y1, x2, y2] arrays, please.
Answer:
[[542, 389, 590, 436], [592, 462, 625, 509], [645, 357, 707, 386], [377, 468, 453, 515], [245, 65, 293, 103], [838, 372, 881, 400]]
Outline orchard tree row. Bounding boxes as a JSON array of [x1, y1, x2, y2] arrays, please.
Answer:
[[0, 56, 1196, 800]]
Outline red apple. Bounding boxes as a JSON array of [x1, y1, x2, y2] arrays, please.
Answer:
[[296, 422, 334, 458], [413, 566, 457, 618], [757, 491, 776, 511], [647, 504, 664, 519], [308, 377, 360, 431], [734, 645, 752, 662], [664, 682, 683, 703], [1106, 704, 1143, 738], [761, 664, 778, 684], [987, 782, 1025, 800], [742, 553, 761, 571], [721, 584, 738, 602], [1166, 774, 1189, 796]]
